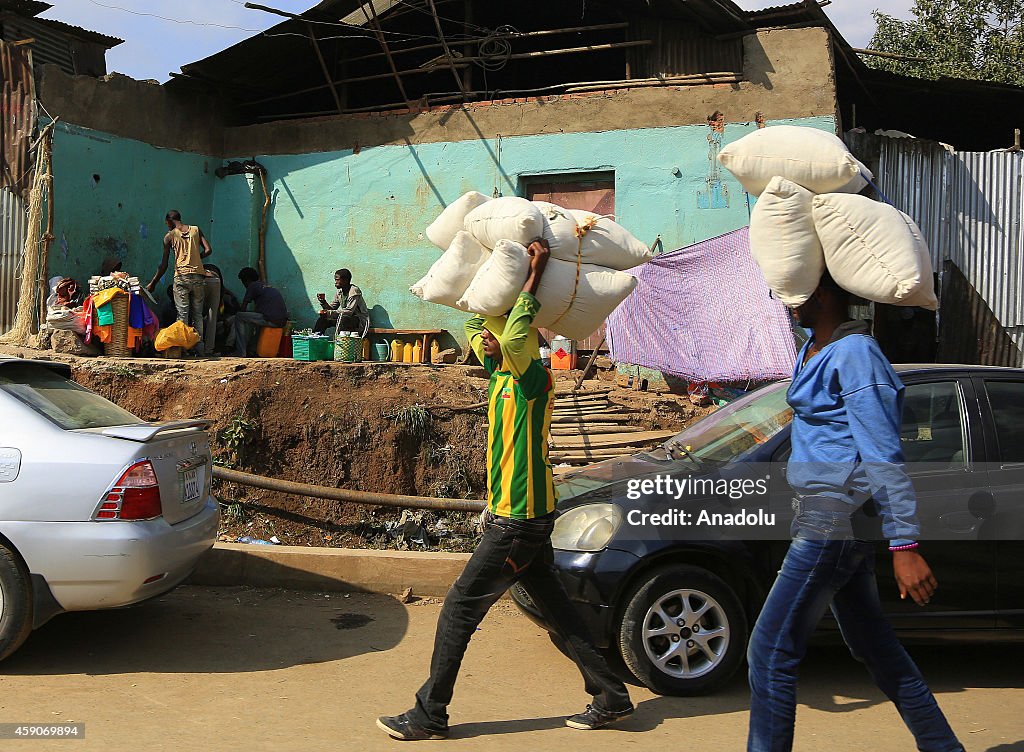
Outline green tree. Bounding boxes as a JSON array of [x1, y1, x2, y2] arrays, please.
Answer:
[[867, 0, 1024, 86]]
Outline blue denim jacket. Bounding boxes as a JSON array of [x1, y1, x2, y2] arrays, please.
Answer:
[[786, 321, 920, 547]]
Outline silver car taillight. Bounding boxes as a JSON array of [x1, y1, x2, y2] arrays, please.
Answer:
[[95, 460, 163, 521]]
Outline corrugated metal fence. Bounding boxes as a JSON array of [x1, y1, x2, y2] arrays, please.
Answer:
[[848, 133, 1024, 366], [0, 187, 27, 334]]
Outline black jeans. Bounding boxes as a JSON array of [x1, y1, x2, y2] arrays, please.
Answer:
[[313, 312, 359, 334], [409, 511, 631, 732]]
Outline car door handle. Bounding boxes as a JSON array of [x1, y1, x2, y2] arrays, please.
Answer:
[[967, 491, 996, 520]]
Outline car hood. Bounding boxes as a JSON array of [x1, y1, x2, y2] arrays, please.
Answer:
[[555, 451, 670, 509]]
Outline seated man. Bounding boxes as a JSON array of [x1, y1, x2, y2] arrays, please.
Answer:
[[313, 268, 369, 336], [233, 267, 289, 357]]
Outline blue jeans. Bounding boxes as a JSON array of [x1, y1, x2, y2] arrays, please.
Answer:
[[408, 511, 631, 733], [747, 510, 963, 752]]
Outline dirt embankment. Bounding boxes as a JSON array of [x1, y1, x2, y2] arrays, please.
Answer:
[[2, 348, 711, 549]]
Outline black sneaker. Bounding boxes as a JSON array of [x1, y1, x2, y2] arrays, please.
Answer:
[[565, 704, 635, 730], [376, 712, 449, 741]]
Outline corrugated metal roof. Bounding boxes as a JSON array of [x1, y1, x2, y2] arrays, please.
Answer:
[[33, 16, 122, 48], [0, 0, 51, 17]]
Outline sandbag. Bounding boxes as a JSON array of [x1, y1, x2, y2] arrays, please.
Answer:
[[425, 191, 490, 251], [410, 231, 489, 309], [718, 125, 872, 196], [154, 320, 201, 352], [812, 194, 938, 310], [749, 177, 824, 307], [531, 201, 653, 270], [533, 259, 638, 340], [455, 239, 530, 316], [464, 197, 545, 249]]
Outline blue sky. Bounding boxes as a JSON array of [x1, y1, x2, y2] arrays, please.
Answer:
[[41, 0, 916, 84]]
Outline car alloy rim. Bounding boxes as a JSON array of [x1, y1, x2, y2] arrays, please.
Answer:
[[641, 588, 730, 679]]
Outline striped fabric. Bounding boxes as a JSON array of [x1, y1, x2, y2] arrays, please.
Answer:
[[606, 227, 797, 383], [485, 364, 557, 519]]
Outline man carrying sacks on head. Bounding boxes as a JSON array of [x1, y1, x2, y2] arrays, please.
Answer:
[[377, 238, 633, 741]]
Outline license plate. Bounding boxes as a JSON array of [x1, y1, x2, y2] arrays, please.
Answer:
[[181, 467, 202, 503]]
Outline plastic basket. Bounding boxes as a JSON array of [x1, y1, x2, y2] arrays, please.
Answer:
[[333, 335, 362, 363], [292, 335, 332, 362]]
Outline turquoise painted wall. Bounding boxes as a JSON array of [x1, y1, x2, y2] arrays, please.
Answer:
[[215, 115, 835, 351], [52, 115, 837, 353], [50, 122, 221, 298]]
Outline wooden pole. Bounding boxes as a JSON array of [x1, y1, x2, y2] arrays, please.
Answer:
[[361, 0, 413, 109], [306, 22, 344, 113], [257, 169, 270, 281], [426, 0, 467, 97], [573, 335, 606, 392]]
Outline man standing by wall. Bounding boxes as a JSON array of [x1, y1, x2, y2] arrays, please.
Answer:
[[376, 239, 633, 742], [148, 210, 212, 353], [746, 273, 963, 752], [233, 267, 289, 357], [313, 268, 369, 336]]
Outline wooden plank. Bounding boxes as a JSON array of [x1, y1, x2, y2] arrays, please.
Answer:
[[553, 430, 675, 450], [550, 425, 643, 436], [551, 414, 632, 424]]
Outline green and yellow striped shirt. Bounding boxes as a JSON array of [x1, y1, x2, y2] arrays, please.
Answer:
[[466, 293, 557, 519]]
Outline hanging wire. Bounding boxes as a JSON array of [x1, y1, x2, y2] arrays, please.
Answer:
[[475, 25, 516, 71]]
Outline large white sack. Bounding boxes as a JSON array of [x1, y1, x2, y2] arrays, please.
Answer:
[[530, 201, 653, 270], [718, 125, 873, 196], [456, 239, 530, 315], [425, 191, 490, 251], [533, 259, 638, 341], [464, 197, 544, 249], [749, 176, 824, 307], [410, 231, 489, 309], [812, 194, 938, 310]]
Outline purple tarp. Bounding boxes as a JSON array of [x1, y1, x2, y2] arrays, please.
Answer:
[[606, 227, 796, 383]]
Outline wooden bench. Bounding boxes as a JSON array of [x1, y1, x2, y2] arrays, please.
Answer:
[[369, 328, 448, 363]]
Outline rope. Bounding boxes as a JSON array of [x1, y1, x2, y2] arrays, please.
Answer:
[[865, 174, 895, 207], [546, 214, 601, 330]]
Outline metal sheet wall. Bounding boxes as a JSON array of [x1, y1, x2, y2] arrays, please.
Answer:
[[861, 133, 1024, 358], [0, 187, 27, 334], [1, 40, 35, 194]]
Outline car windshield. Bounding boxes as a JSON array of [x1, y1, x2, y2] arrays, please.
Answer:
[[0, 364, 141, 430], [666, 381, 793, 464]]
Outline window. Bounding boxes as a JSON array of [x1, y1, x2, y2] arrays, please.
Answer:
[[984, 381, 1024, 464], [0, 364, 140, 430], [522, 172, 615, 215], [899, 381, 966, 467]]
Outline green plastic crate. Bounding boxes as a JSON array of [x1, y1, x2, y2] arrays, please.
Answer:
[[291, 336, 331, 361]]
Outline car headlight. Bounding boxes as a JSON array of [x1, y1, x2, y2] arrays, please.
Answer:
[[551, 503, 623, 552]]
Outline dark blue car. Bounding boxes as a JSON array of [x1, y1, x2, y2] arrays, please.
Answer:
[[511, 365, 1024, 695]]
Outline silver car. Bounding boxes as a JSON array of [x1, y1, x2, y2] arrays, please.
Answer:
[[0, 358, 219, 660]]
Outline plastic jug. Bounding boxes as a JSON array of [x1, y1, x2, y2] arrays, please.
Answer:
[[403, 342, 413, 363], [390, 339, 402, 362], [362, 338, 370, 361], [430, 339, 440, 364], [412, 341, 423, 364]]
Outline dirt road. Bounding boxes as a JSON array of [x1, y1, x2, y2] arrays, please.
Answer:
[[0, 586, 1018, 751]]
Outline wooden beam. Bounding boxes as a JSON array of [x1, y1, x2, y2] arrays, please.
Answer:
[[851, 47, 928, 63], [246, 39, 652, 106], [427, 0, 467, 96], [361, 0, 412, 109], [307, 22, 344, 113]]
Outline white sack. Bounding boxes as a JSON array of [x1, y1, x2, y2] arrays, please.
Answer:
[[812, 193, 938, 310], [456, 239, 530, 315], [464, 197, 545, 249], [410, 231, 489, 309], [425, 191, 491, 251], [530, 201, 653, 270], [718, 125, 872, 196], [533, 259, 638, 341], [749, 176, 824, 307]]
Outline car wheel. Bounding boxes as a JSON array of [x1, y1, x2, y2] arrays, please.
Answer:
[[0, 544, 33, 662], [618, 565, 747, 695]]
